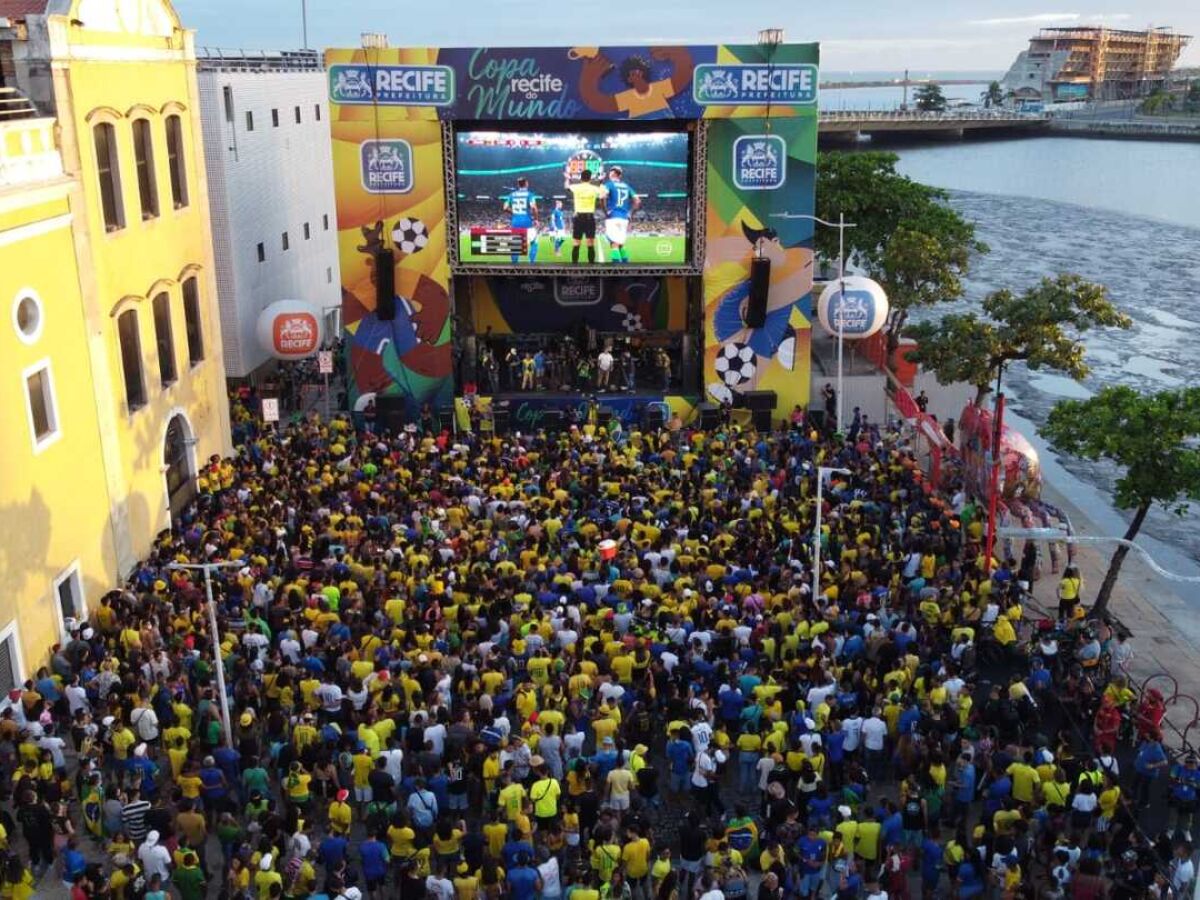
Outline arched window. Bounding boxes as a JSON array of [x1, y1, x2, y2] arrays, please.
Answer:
[[165, 114, 189, 209], [152, 292, 176, 386], [93, 122, 125, 231], [132, 118, 160, 219], [117, 308, 146, 410]]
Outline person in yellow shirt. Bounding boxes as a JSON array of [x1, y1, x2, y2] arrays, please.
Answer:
[[327, 788, 352, 836]]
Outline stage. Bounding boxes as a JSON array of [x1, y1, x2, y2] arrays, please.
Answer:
[[458, 391, 704, 432]]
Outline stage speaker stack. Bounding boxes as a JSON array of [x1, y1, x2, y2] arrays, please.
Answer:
[[597, 406, 614, 428], [743, 390, 777, 411], [375, 395, 407, 434], [745, 256, 771, 328], [751, 409, 774, 432], [491, 406, 511, 433], [697, 402, 721, 430], [641, 404, 666, 431], [376, 249, 396, 321], [541, 409, 566, 430]]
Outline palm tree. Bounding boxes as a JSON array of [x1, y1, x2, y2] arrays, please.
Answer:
[[981, 81, 1005, 108]]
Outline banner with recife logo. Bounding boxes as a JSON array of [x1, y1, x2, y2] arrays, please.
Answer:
[[694, 64, 818, 106], [327, 44, 819, 121]]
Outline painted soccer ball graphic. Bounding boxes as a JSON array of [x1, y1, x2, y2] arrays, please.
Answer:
[[392, 217, 428, 255], [621, 312, 643, 332], [714, 342, 756, 387]]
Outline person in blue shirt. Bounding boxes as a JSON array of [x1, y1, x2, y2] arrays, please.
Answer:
[[600, 168, 640, 263], [317, 833, 349, 870], [1134, 736, 1169, 805], [550, 200, 567, 258], [796, 825, 826, 898], [666, 732, 694, 795], [360, 833, 391, 892], [507, 852, 542, 900], [921, 830, 943, 896], [948, 754, 977, 828], [1169, 754, 1200, 837], [503, 177, 539, 264], [502, 833, 535, 870]]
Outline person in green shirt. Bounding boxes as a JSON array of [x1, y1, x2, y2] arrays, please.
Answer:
[[242, 757, 272, 799], [174, 851, 207, 900]]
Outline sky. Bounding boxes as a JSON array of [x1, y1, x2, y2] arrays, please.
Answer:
[[175, 0, 1200, 71]]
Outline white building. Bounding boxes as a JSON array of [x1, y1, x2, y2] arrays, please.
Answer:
[[197, 49, 341, 379]]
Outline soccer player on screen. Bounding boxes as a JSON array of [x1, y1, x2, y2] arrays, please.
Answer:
[[602, 167, 640, 263], [550, 200, 567, 257], [566, 169, 604, 264], [503, 177, 539, 264]]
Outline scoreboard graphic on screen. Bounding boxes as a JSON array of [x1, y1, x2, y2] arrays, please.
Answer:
[[470, 227, 527, 257]]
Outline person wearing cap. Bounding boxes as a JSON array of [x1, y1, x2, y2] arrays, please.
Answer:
[[253, 853, 282, 900], [328, 787, 353, 836], [138, 830, 172, 886]]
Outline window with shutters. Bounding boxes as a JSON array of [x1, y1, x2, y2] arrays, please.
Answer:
[[132, 118, 159, 219], [53, 564, 85, 637], [164, 115, 189, 209], [152, 292, 176, 386], [93, 122, 125, 231], [23, 359, 60, 453], [0, 623, 22, 700], [182, 277, 204, 365], [118, 309, 147, 410]]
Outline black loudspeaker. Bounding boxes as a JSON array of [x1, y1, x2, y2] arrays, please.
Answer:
[[743, 390, 777, 411], [597, 406, 614, 428], [375, 395, 407, 433], [491, 407, 511, 433], [541, 409, 566, 430], [376, 249, 396, 321], [698, 402, 721, 430], [642, 405, 666, 430], [752, 409, 773, 432], [745, 256, 771, 328]]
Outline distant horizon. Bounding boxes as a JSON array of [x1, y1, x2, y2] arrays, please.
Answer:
[[174, 1, 1200, 70]]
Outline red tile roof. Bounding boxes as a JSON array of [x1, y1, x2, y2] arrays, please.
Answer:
[[0, 1, 49, 19]]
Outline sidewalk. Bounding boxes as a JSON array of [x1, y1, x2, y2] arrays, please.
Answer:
[[1031, 479, 1200, 752]]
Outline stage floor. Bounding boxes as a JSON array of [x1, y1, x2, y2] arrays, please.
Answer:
[[467, 391, 700, 430]]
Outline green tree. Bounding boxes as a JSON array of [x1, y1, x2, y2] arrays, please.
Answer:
[[906, 274, 1131, 404], [1043, 386, 1200, 620], [982, 81, 1005, 108], [1185, 80, 1200, 113], [815, 152, 985, 353], [1140, 87, 1175, 115], [913, 83, 948, 112]]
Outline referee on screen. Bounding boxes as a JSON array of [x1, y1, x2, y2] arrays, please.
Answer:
[[566, 169, 604, 264]]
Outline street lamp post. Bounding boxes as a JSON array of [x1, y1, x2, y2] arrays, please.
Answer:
[[167, 560, 241, 747], [812, 466, 851, 602], [769, 212, 858, 432]]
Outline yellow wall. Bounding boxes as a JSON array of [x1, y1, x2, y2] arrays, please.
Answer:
[[48, 1, 231, 572], [0, 190, 118, 670], [0, 0, 232, 676]]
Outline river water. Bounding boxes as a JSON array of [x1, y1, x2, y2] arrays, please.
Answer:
[[890, 136, 1200, 564]]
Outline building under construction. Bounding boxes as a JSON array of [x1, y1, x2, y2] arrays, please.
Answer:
[[1001, 26, 1192, 102]]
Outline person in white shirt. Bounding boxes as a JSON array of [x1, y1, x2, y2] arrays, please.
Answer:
[[597, 348, 614, 389], [841, 713, 864, 755], [690, 717, 713, 754], [861, 709, 888, 780], [138, 830, 172, 882]]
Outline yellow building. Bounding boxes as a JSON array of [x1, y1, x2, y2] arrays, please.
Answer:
[[0, 0, 231, 681]]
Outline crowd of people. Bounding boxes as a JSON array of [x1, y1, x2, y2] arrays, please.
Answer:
[[3, 397, 1196, 900]]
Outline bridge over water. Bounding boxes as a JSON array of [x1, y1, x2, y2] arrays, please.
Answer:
[[818, 109, 1049, 143]]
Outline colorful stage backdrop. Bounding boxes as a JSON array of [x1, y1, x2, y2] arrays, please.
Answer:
[[326, 43, 819, 417]]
